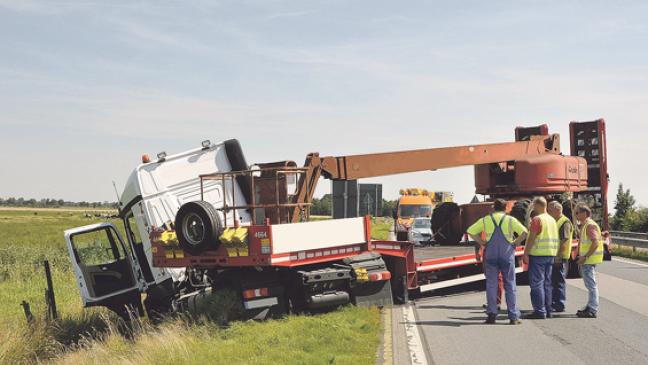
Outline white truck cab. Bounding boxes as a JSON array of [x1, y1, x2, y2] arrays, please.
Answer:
[[64, 139, 251, 316]]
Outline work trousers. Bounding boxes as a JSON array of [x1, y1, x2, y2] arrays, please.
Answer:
[[551, 260, 569, 311], [582, 264, 599, 314], [529, 255, 554, 317]]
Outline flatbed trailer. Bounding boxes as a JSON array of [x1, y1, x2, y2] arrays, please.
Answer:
[[151, 216, 587, 304]]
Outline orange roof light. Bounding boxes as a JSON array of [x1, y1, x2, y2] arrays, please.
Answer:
[[142, 154, 151, 163]]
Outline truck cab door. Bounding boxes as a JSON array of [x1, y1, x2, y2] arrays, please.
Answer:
[[64, 222, 144, 314]]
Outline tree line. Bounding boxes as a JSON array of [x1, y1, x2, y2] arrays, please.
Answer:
[[611, 183, 648, 232], [0, 197, 119, 209], [310, 194, 398, 217]]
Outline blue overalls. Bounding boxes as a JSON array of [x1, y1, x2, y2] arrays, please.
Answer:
[[484, 214, 520, 320]]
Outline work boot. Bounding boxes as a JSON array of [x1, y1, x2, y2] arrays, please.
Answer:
[[576, 306, 590, 315], [509, 319, 522, 325], [576, 310, 597, 318], [484, 314, 497, 324], [522, 312, 546, 320]]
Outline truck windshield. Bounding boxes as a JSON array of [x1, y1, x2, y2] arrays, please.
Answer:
[[399, 205, 432, 218], [413, 219, 431, 228]]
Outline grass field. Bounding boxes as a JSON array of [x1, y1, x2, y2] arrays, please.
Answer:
[[0, 210, 384, 365], [610, 244, 648, 263]]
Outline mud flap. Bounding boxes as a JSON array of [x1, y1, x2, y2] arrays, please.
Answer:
[[344, 253, 394, 307]]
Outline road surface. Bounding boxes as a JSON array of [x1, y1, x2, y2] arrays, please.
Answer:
[[387, 257, 648, 365]]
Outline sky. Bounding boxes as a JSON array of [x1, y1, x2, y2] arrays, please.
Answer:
[[1, 0, 647, 207]]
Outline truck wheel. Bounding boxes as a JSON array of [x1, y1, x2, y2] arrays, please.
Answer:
[[567, 259, 582, 278], [561, 200, 573, 222], [431, 202, 462, 244], [175, 201, 222, 255], [396, 232, 408, 241], [510, 199, 532, 227]]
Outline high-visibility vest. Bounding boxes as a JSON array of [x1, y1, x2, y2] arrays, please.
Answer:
[[556, 215, 573, 260], [529, 213, 559, 256], [579, 218, 604, 265]]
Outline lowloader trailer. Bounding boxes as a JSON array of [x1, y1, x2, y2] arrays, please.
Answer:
[[64, 120, 609, 319]]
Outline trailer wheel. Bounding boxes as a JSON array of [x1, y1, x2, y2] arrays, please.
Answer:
[[431, 202, 462, 244], [175, 201, 222, 255]]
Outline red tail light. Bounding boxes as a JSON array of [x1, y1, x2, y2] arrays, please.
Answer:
[[242, 287, 269, 299], [369, 271, 392, 282]]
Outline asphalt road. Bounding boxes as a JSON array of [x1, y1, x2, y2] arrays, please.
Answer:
[[390, 257, 648, 365]]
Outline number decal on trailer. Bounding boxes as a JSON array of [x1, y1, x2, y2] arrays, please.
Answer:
[[254, 231, 268, 239]]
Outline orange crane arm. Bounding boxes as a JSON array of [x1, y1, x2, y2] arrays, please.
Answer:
[[290, 134, 560, 222], [318, 134, 560, 180]]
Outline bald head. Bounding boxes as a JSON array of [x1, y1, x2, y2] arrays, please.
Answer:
[[532, 197, 547, 215], [547, 201, 563, 219]]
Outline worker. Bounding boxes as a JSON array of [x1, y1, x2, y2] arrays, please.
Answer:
[[467, 199, 528, 325], [522, 197, 559, 319], [575, 204, 603, 318], [547, 201, 573, 313]]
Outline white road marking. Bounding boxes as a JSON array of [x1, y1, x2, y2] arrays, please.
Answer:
[[402, 305, 429, 365], [612, 257, 648, 268], [382, 307, 393, 365]]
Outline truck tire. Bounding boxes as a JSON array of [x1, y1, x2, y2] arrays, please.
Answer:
[[561, 200, 574, 222], [175, 201, 222, 255], [224, 139, 252, 207], [567, 258, 582, 278], [510, 199, 532, 227], [431, 202, 462, 245], [396, 231, 409, 241]]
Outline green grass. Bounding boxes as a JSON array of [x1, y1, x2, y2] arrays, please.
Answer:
[[370, 217, 393, 240], [611, 244, 648, 263], [51, 306, 380, 365], [0, 210, 381, 365]]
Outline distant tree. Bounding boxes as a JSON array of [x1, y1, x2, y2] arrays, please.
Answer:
[[612, 183, 636, 230], [381, 199, 398, 217], [618, 207, 648, 232], [311, 194, 332, 216]]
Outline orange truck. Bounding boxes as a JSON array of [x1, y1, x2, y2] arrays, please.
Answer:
[[394, 189, 453, 241]]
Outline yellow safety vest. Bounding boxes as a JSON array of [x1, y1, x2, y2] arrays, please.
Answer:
[[579, 218, 604, 265], [529, 213, 559, 256], [556, 215, 573, 260]]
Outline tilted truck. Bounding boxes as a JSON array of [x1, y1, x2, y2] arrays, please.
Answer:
[[64, 120, 610, 319]]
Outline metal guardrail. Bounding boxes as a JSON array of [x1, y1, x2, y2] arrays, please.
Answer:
[[610, 231, 648, 250], [610, 230, 648, 239]]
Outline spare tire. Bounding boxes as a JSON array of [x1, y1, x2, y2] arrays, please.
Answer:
[[431, 202, 463, 245], [175, 201, 222, 255]]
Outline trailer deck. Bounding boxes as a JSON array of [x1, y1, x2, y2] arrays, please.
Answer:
[[413, 244, 476, 261]]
